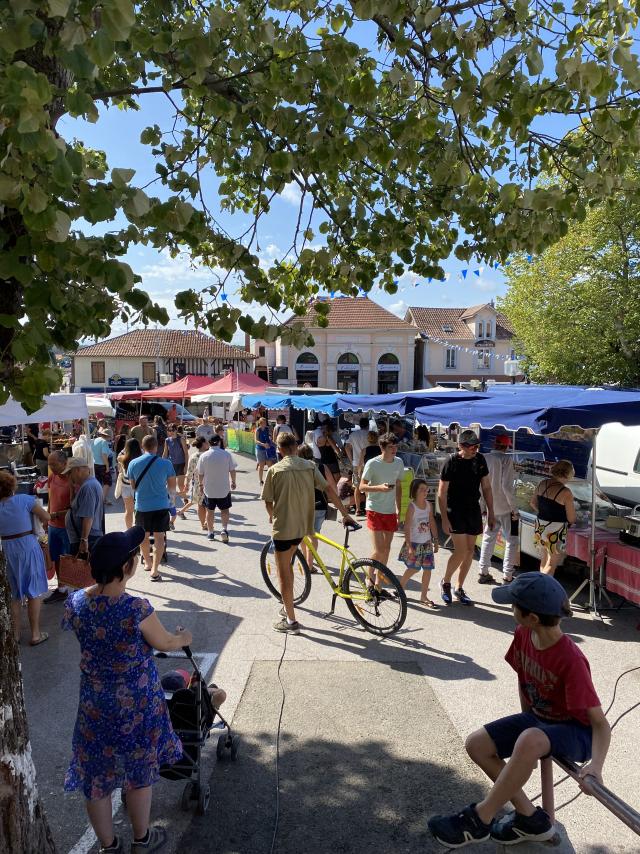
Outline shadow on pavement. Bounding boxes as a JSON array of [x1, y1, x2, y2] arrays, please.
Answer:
[[175, 659, 488, 854]]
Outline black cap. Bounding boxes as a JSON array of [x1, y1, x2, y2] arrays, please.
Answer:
[[89, 526, 146, 577]]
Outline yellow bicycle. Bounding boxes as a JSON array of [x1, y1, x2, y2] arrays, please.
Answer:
[[260, 522, 407, 636]]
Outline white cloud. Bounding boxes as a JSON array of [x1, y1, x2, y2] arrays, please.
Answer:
[[389, 299, 408, 317], [280, 182, 302, 206], [139, 249, 225, 290]]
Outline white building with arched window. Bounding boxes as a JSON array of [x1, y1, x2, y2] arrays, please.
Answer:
[[252, 297, 417, 394]]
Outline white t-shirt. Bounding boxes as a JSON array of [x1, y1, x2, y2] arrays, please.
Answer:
[[345, 428, 369, 464], [197, 448, 238, 498], [196, 424, 215, 441], [274, 422, 295, 439], [485, 451, 516, 516]]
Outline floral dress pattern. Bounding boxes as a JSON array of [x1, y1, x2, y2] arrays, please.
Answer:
[[62, 590, 182, 799]]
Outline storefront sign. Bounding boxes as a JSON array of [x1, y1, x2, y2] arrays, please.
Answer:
[[337, 364, 360, 372], [377, 364, 400, 372], [108, 374, 139, 387], [295, 362, 318, 371]]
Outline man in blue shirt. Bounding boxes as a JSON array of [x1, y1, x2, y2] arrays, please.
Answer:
[[127, 434, 176, 581], [91, 434, 112, 503], [63, 458, 104, 555]]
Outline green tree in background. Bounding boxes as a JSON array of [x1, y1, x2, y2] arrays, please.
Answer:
[[500, 167, 640, 386], [3, 0, 640, 412]]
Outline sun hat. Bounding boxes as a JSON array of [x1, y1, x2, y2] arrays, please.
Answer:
[[492, 571, 568, 616], [89, 527, 146, 576], [458, 429, 480, 445], [62, 457, 91, 474]]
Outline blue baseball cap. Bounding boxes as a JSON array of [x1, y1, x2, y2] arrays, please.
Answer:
[[89, 526, 145, 576], [492, 572, 569, 617]]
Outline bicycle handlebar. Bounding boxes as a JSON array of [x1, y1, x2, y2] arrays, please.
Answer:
[[343, 521, 362, 531]]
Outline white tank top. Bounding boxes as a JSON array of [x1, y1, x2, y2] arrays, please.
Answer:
[[409, 502, 431, 544]]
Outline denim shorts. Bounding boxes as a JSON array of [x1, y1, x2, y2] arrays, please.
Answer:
[[484, 712, 592, 762], [313, 509, 326, 534], [48, 525, 71, 564]]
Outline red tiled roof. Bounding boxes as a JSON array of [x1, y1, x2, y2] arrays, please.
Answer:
[[406, 306, 514, 340], [285, 297, 416, 330], [75, 329, 255, 359]]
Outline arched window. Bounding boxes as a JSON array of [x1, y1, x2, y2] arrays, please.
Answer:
[[336, 353, 359, 393], [337, 353, 359, 365], [295, 351, 319, 387], [378, 353, 399, 366], [377, 353, 399, 393]]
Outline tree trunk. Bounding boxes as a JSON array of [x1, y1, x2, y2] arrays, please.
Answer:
[[0, 554, 56, 853]]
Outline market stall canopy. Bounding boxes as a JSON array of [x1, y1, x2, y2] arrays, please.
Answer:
[[191, 372, 274, 403], [0, 393, 88, 427], [240, 393, 341, 415], [336, 389, 484, 415], [414, 386, 640, 434], [86, 396, 115, 417]]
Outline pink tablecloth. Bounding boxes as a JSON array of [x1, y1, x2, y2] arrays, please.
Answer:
[[604, 541, 640, 606], [565, 527, 619, 573]]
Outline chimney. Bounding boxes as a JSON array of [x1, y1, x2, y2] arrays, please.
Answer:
[[244, 333, 251, 353]]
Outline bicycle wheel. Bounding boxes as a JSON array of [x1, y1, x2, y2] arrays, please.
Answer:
[[341, 559, 407, 636], [260, 540, 312, 605]]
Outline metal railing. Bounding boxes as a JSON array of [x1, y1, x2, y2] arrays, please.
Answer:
[[541, 757, 640, 838]]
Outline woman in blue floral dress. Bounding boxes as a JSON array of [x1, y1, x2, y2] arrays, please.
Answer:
[[63, 526, 192, 854]]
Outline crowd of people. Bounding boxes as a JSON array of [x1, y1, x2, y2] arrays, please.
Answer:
[[1, 409, 611, 853]]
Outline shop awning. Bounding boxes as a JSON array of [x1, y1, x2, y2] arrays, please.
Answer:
[[0, 393, 89, 427], [414, 386, 640, 434]]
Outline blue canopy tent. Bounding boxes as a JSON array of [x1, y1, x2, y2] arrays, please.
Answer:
[[414, 386, 640, 613], [240, 393, 341, 415], [335, 390, 484, 415]]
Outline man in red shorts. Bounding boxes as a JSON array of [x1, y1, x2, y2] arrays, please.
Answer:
[[360, 432, 404, 580]]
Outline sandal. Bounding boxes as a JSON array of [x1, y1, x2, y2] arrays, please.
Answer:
[[150, 573, 163, 582], [29, 632, 49, 647], [421, 598, 439, 609]]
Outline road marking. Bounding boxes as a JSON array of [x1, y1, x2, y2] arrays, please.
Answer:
[[66, 651, 219, 854], [67, 790, 121, 854]]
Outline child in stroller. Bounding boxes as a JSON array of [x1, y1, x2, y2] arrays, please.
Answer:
[[157, 647, 238, 815]]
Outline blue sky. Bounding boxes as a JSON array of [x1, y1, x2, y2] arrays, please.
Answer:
[[60, 61, 513, 342]]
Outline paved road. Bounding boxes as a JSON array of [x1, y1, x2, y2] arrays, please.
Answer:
[[20, 457, 640, 853]]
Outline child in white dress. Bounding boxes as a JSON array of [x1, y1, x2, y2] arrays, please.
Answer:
[[398, 478, 440, 607]]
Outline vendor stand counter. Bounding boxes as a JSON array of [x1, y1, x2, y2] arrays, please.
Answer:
[[605, 540, 640, 606]]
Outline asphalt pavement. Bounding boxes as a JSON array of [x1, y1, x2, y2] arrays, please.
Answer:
[[19, 457, 640, 854]]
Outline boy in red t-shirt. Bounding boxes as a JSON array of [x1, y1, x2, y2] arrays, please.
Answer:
[[428, 572, 610, 848]]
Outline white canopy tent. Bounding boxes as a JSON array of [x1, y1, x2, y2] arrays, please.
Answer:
[[86, 395, 115, 417], [0, 393, 88, 427]]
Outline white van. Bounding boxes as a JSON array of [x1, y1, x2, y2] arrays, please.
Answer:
[[593, 423, 640, 507]]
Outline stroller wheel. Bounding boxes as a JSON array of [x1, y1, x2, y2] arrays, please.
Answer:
[[216, 733, 227, 761], [181, 781, 196, 811], [196, 783, 210, 815], [230, 735, 240, 761]]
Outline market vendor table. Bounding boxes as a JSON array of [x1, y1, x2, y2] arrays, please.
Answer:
[[603, 540, 640, 606], [566, 527, 619, 574]]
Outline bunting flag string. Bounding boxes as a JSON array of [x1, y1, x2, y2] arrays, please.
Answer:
[[427, 334, 519, 361]]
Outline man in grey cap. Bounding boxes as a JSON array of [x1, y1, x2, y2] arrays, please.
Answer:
[[438, 429, 495, 606], [63, 457, 104, 555]]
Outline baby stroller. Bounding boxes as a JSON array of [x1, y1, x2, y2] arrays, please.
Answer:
[[158, 646, 239, 815]]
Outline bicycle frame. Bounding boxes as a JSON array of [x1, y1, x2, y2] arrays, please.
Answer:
[[302, 530, 370, 603]]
